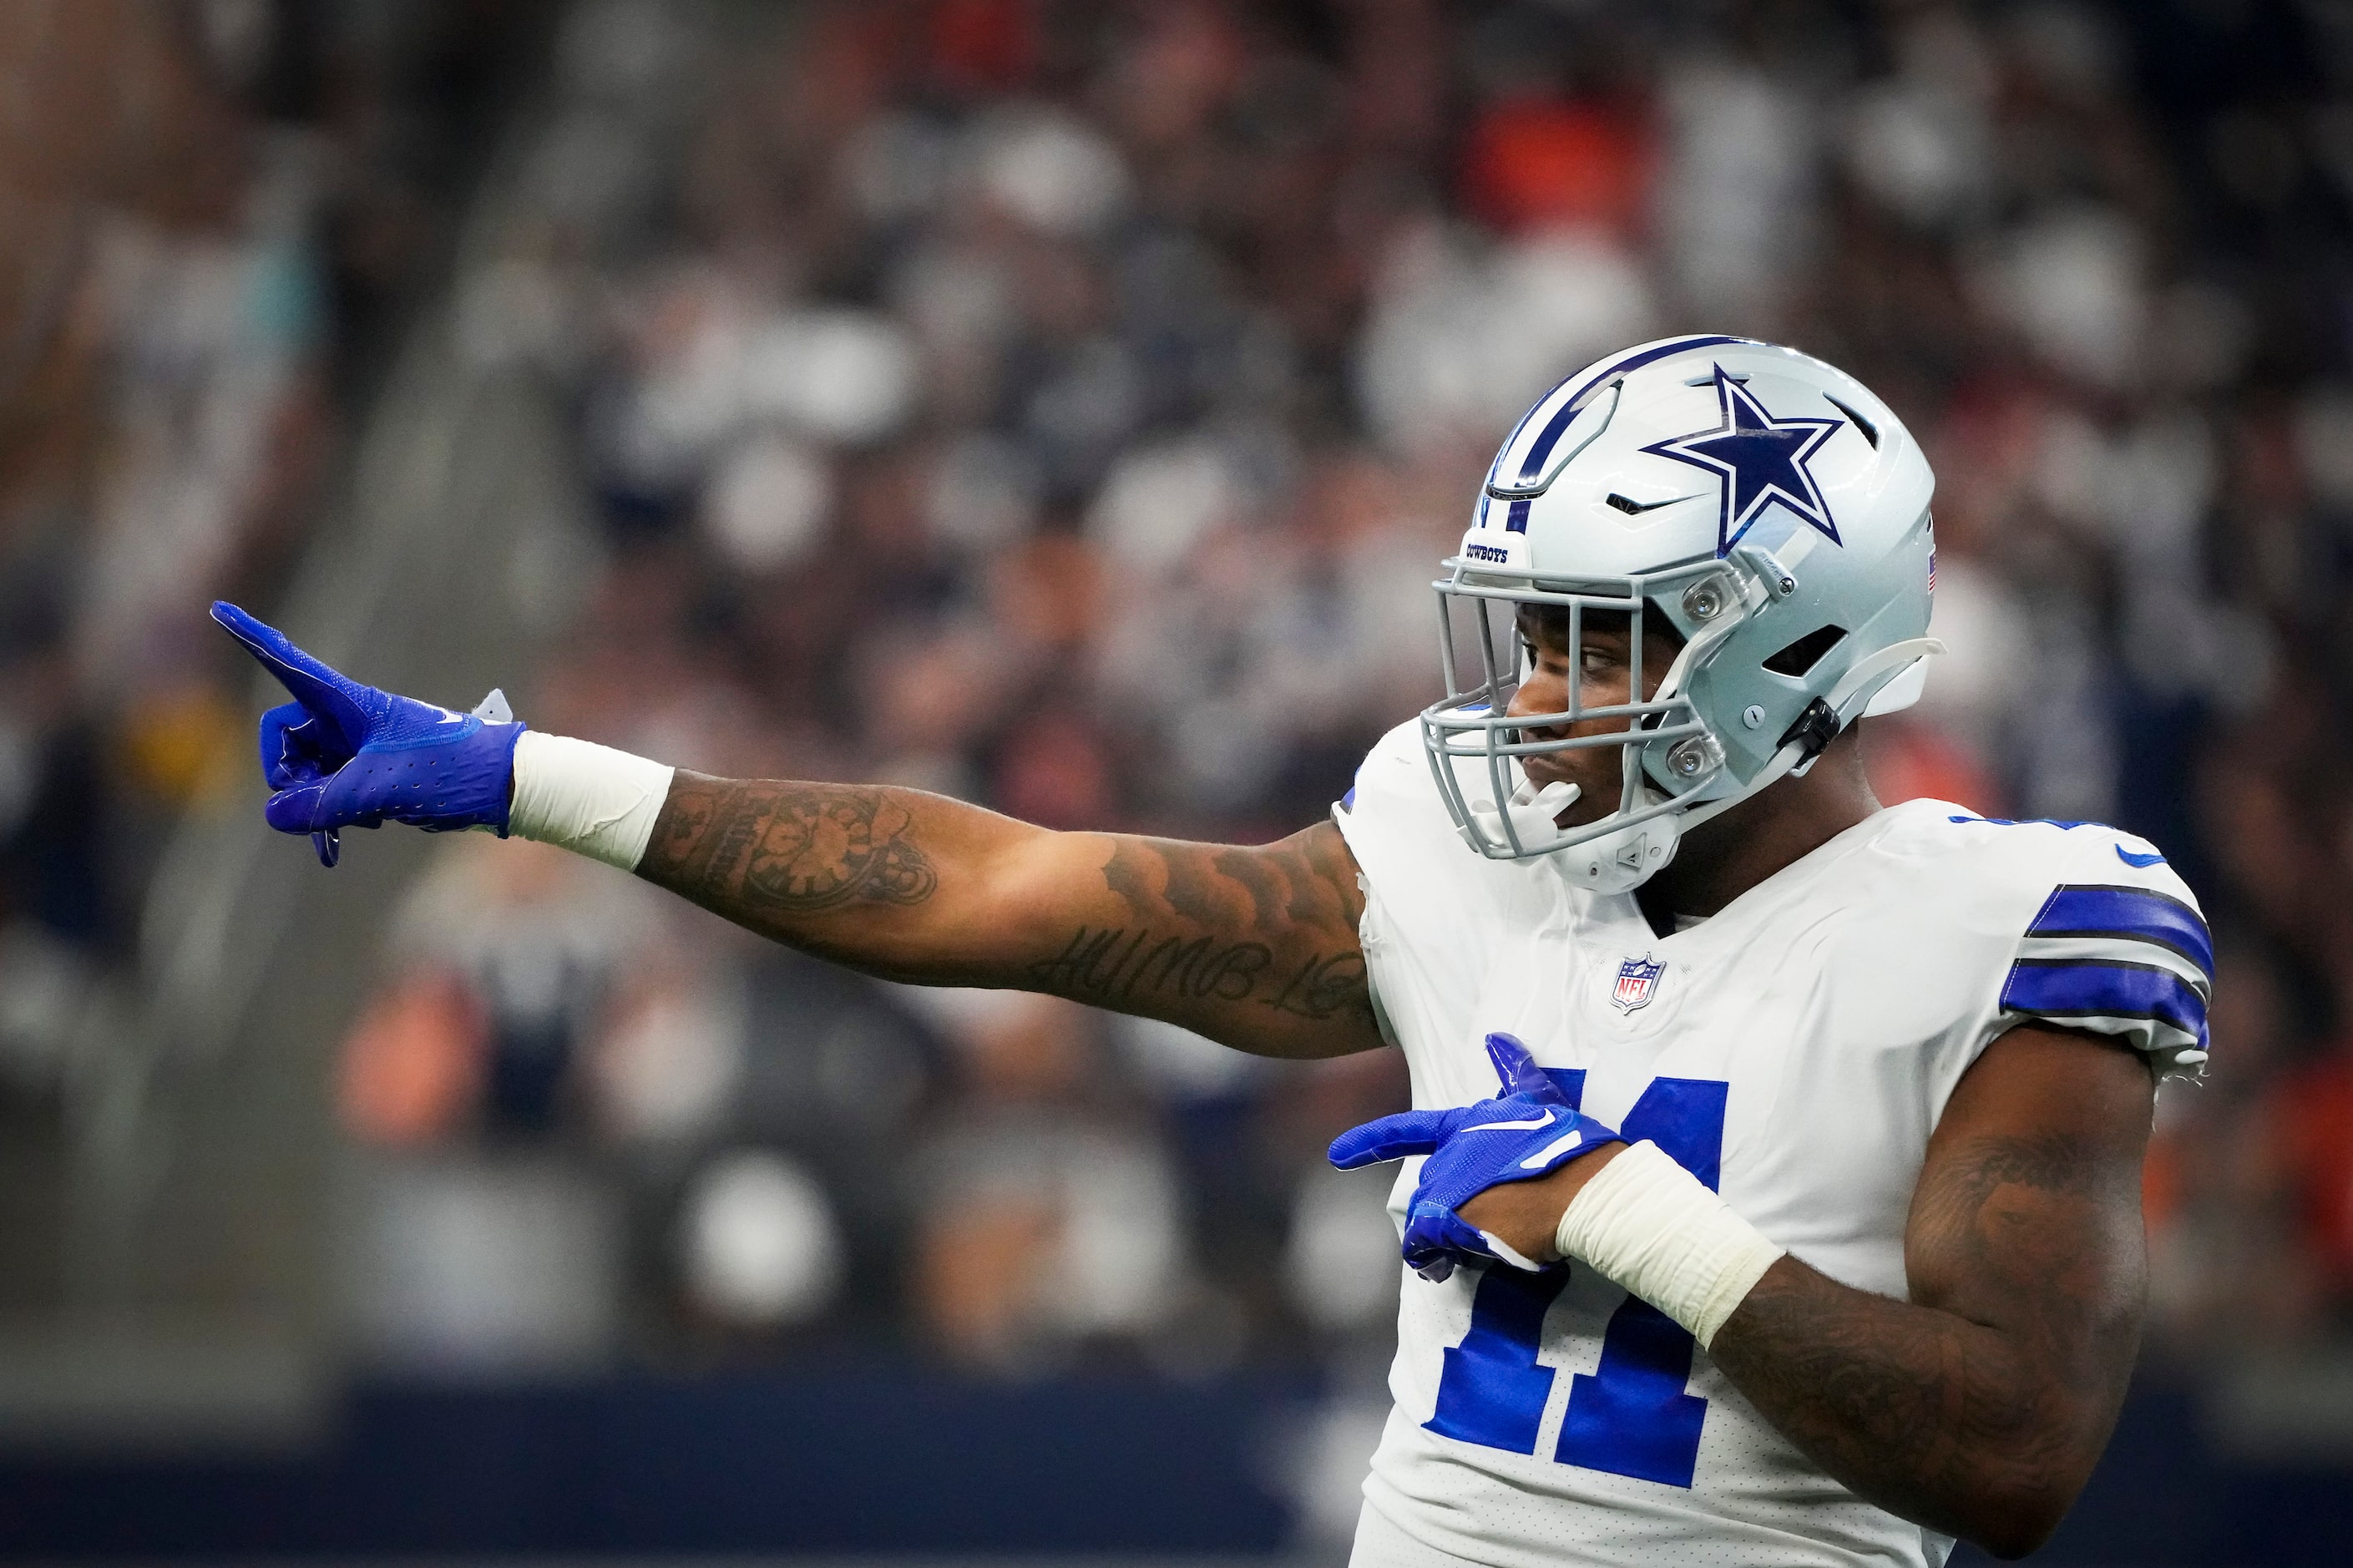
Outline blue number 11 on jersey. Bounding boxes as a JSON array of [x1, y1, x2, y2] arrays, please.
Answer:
[[1424, 1068, 1730, 1489]]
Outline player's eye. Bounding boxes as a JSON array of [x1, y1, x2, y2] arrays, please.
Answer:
[[1580, 645, 1622, 679]]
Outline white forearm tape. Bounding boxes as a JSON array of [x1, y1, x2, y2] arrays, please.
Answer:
[[1552, 1139, 1786, 1350], [507, 731, 675, 872]]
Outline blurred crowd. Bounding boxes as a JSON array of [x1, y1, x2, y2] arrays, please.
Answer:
[[0, 0, 549, 1312], [13, 0, 2353, 1419]]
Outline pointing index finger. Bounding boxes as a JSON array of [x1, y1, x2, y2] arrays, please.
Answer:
[[210, 601, 374, 747]]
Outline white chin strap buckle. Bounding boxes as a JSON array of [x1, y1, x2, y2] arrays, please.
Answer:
[[1553, 814, 1681, 894]]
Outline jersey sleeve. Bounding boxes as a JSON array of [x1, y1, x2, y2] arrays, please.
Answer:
[[1993, 829, 2213, 1077]]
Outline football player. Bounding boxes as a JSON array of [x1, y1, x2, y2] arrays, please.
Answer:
[[215, 336, 2207, 1566]]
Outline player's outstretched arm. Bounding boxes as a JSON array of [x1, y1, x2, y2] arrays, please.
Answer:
[[212, 601, 1379, 1060], [1700, 1024, 2150, 1558], [635, 771, 1379, 1060]]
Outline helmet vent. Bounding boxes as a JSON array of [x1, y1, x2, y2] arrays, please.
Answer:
[[1763, 625, 1848, 677], [1824, 394, 1879, 448]]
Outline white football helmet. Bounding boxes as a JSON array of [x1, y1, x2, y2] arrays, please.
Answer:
[[1423, 334, 1941, 892]]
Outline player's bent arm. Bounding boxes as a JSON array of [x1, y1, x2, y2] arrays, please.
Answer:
[[1455, 1022, 2150, 1558], [1704, 1024, 2152, 1560], [635, 770, 1382, 1061]]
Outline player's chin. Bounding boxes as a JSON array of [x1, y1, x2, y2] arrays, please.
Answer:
[[1522, 756, 1619, 827]]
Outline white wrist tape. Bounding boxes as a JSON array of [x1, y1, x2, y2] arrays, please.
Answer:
[[1552, 1139, 1785, 1350], [507, 731, 675, 872]]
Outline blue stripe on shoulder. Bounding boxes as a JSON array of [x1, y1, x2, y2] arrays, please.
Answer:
[[2028, 885, 2213, 977], [2001, 959, 2209, 1046]]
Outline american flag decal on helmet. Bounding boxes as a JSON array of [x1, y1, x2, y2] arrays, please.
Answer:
[[1611, 954, 1667, 1014]]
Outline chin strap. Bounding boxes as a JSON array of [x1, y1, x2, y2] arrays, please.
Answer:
[[1547, 804, 1683, 893], [1669, 637, 1946, 837], [1819, 635, 1944, 738]]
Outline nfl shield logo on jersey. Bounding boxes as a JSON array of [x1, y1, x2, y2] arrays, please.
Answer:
[[1611, 954, 1667, 1014]]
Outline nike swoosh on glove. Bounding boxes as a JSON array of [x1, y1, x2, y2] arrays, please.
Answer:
[[212, 601, 526, 867], [1328, 1030, 1622, 1282]]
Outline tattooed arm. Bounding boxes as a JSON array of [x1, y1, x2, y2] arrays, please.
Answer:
[[1708, 1024, 2152, 1559], [1458, 1022, 2151, 1558], [635, 771, 1380, 1060]]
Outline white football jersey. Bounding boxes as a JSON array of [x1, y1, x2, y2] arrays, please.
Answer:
[[1331, 720, 2208, 1568]]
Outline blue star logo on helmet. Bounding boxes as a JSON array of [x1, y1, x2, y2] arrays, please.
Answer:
[[1642, 364, 1844, 557]]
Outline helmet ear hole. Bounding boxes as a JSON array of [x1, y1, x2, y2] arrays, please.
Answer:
[[1763, 625, 1847, 677]]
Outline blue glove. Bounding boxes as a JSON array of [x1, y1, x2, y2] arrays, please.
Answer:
[[211, 601, 526, 867], [1329, 1032, 1622, 1283]]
